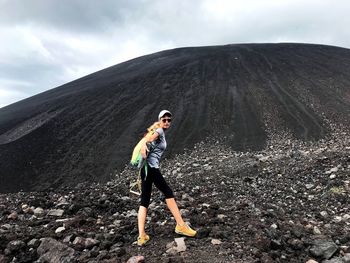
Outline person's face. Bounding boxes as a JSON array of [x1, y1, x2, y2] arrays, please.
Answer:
[[160, 115, 172, 129]]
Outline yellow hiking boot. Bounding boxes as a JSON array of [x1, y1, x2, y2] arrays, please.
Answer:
[[175, 224, 197, 237], [137, 234, 150, 246]]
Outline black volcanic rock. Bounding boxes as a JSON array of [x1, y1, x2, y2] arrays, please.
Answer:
[[0, 133, 349, 262], [0, 43, 350, 192]]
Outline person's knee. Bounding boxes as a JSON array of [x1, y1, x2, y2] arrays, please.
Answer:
[[164, 189, 174, 199], [140, 196, 151, 208], [139, 205, 148, 211], [140, 200, 150, 208], [156, 180, 174, 199], [140, 183, 152, 208]]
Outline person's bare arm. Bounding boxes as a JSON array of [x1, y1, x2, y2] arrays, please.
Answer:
[[140, 132, 159, 158]]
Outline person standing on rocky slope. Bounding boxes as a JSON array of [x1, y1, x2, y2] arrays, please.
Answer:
[[136, 110, 197, 246]]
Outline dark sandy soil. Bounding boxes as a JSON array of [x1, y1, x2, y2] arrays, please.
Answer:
[[1, 43, 350, 193], [0, 126, 349, 262]]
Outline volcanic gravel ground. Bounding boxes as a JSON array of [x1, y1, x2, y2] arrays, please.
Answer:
[[0, 129, 349, 262]]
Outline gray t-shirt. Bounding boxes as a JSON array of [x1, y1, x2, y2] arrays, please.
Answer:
[[147, 128, 167, 168]]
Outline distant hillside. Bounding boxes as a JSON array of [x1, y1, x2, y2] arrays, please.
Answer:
[[0, 43, 349, 193]]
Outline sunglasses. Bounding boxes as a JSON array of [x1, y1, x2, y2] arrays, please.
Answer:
[[161, 118, 172, 123]]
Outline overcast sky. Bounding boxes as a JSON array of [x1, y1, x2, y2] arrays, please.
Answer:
[[0, 0, 349, 108]]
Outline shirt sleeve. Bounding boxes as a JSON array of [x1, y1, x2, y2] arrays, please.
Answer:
[[155, 128, 164, 137]]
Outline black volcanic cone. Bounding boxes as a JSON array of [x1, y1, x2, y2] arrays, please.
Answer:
[[0, 43, 349, 193]]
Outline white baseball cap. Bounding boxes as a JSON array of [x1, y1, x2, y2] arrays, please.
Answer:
[[158, 110, 172, 120]]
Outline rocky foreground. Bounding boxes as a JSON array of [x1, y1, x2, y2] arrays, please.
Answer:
[[0, 128, 349, 263]]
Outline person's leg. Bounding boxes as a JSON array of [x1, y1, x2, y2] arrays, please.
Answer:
[[165, 198, 185, 226], [152, 168, 197, 236], [138, 166, 153, 239], [152, 168, 184, 225], [138, 206, 148, 237]]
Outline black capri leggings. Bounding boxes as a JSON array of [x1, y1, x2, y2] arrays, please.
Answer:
[[140, 165, 174, 208]]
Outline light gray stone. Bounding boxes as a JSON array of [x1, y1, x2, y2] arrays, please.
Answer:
[[37, 238, 75, 263], [320, 211, 328, 218], [73, 237, 99, 249], [126, 256, 145, 263], [174, 237, 186, 252], [7, 211, 18, 220], [343, 253, 350, 263], [309, 240, 338, 259], [84, 238, 99, 249], [211, 239, 222, 245], [217, 214, 227, 220], [62, 235, 74, 243], [34, 207, 45, 217], [306, 184, 314, 189], [1, 224, 12, 230], [313, 226, 322, 235], [55, 226, 65, 234], [166, 237, 187, 255], [126, 209, 138, 218], [47, 209, 64, 217], [28, 239, 40, 248], [323, 257, 343, 263], [342, 214, 350, 221], [330, 167, 339, 173]]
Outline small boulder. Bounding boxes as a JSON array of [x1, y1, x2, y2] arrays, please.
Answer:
[[309, 240, 338, 259], [21, 204, 33, 213], [174, 237, 186, 252], [7, 212, 18, 220], [47, 209, 64, 217], [126, 256, 145, 263], [166, 237, 187, 255], [34, 207, 45, 217], [323, 257, 344, 263], [28, 239, 41, 248], [73, 237, 99, 250], [55, 226, 66, 234], [37, 238, 75, 262], [343, 253, 350, 263], [211, 239, 222, 245], [313, 226, 322, 235], [6, 240, 26, 254]]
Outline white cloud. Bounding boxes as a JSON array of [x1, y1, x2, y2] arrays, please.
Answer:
[[0, 26, 54, 64]]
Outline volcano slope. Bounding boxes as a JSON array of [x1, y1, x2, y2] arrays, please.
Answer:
[[0, 43, 350, 192]]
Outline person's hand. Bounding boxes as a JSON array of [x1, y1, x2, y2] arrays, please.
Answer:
[[141, 144, 149, 159]]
